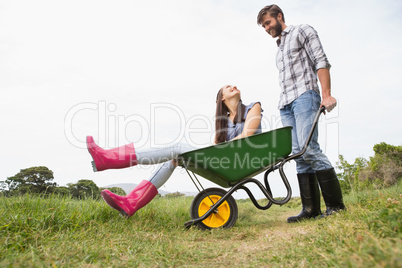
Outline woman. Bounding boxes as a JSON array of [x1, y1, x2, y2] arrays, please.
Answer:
[[215, 85, 262, 143], [86, 85, 263, 218]]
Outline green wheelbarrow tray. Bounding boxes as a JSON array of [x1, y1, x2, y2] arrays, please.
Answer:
[[179, 107, 326, 229], [178, 126, 292, 188]]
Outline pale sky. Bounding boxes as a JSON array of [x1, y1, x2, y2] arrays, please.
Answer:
[[1, 0, 401, 198]]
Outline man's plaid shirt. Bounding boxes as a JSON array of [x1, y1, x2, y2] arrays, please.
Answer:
[[276, 24, 331, 109]]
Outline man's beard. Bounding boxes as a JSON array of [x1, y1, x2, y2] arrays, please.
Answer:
[[272, 19, 283, 38]]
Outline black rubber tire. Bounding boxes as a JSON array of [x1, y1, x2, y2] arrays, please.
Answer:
[[190, 188, 238, 230]]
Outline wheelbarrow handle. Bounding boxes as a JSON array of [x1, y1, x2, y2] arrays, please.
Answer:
[[264, 106, 326, 204], [288, 106, 326, 161]]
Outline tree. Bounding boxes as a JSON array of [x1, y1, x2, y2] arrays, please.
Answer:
[[99, 187, 126, 196], [53, 186, 71, 197], [68, 179, 100, 199], [0, 181, 6, 196], [0, 181, 6, 192], [336, 155, 368, 193], [5, 166, 57, 195], [337, 142, 402, 192], [362, 142, 402, 186], [164, 191, 185, 198]]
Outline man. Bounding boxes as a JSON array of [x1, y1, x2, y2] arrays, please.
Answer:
[[257, 5, 345, 223]]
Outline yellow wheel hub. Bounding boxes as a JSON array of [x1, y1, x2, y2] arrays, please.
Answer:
[[198, 195, 231, 228]]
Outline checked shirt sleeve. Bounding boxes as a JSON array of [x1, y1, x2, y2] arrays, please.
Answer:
[[298, 25, 331, 71]]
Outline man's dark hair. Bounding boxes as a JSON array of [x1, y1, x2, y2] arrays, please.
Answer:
[[257, 4, 285, 25]]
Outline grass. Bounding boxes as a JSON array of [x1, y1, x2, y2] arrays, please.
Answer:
[[1, 181, 401, 267]]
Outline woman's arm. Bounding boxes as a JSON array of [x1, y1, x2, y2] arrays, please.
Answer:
[[231, 103, 262, 141]]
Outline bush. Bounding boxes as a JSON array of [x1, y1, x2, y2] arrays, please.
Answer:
[[68, 179, 100, 199], [99, 187, 126, 196], [53, 186, 71, 197], [164, 191, 185, 198], [337, 142, 402, 193], [361, 142, 402, 186]]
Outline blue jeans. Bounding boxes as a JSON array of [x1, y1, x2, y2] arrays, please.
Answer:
[[280, 90, 333, 174]]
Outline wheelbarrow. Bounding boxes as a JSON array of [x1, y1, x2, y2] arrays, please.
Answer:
[[178, 106, 326, 229]]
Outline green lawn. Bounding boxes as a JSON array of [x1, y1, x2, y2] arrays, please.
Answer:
[[1, 182, 400, 267]]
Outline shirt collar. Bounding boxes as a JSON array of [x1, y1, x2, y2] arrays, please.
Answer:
[[277, 25, 292, 47]]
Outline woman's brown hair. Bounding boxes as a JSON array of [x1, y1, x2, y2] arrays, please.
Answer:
[[215, 87, 245, 144]]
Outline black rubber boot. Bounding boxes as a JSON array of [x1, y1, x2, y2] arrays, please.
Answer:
[[287, 173, 322, 223], [316, 168, 346, 215]]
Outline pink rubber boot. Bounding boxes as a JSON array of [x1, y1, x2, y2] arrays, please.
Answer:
[[86, 136, 138, 172], [101, 180, 158, 218]]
